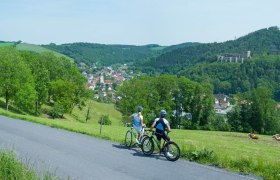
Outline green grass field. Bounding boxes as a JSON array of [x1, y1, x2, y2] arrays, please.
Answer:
[[66, 100, 122, 125], [0, 42, 74, 62], [16, 43, 74, 62], [0, 42, 15, 47], [1, 101, 280, 179]]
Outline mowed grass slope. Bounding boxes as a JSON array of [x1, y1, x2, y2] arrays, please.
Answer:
[[0, 42, 15, 47], [0, 101, 280, 179], [0, 42, 74, 62], [16, 43, 74, 62], [65, 100, 122, 126]]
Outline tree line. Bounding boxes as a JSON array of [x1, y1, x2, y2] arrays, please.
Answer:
[[227, 87, 280, 134], [115, 75, 215, 129], [181, 55, 280, 101], [116, 75, 280, 134], [0, 47, 90, 117], [43, 43, 162, 66]]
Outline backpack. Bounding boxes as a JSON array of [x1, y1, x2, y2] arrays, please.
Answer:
[[155, 118, 167, 133]]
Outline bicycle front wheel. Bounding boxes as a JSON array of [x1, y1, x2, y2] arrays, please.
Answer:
[[141, 136, 154, 155], [163, 141, 180, 161], [124, 130, 132, 148]]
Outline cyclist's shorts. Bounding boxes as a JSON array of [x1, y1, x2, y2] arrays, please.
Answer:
[[155, 130, 170, 141], [133, 125, 143, 133]]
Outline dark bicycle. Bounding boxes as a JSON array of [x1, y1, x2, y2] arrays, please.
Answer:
[[141, 130, 180, 161]]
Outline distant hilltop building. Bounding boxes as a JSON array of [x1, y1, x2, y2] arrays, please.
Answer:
[[217, 51, 251, 63]]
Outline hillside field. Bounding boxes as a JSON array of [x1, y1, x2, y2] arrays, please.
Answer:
[[0, 42, 74, 62], [16, 43, 74, 62], [0, 42, 15, 47]]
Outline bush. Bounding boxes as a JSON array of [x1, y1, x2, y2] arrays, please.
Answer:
[[98, 114, 112, 125], [49, 103, 65, 119], [210, 116, 231, 131], [181, 145, 216, 163]]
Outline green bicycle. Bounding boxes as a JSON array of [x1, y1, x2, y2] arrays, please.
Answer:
[[124, 124, 147, 148], [141, 130, 180, 161]]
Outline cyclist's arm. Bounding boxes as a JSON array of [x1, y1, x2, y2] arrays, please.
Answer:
[[166, 121, 171, 132], [140, 117, 145, 127], [126, 114, 133, 126], [128, 114, 133, 121], [150, 121, 156, 131], [166, 125, 171, 132]]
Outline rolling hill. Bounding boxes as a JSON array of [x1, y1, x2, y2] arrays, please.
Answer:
[[42, 43, 164, 66], [148, 26, 280, 73], [0, 41, 74, 62]]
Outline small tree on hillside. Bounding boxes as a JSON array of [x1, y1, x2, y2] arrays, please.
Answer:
[[98, 114, 112, 125]]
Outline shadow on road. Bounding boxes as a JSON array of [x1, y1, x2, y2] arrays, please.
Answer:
[[112, 144, 167, 161]]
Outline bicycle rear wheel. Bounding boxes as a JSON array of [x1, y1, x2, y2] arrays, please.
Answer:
[[163, 141, 180, 161], [124, 130, 132, 148], [141, 136, 154, 155]]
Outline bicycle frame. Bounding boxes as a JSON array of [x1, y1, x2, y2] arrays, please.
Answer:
[[141, 130, 180, 161], [149, 132, 168, 153], [124, 125, 147, 148]]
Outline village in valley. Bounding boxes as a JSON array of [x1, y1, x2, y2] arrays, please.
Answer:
[[80, 63, 235, 118], [81, 63, 132, 103]]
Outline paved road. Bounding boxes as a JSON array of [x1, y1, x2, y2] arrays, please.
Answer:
[[0, 115, 261, 180]]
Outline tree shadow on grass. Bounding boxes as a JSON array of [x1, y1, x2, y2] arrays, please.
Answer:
[[0, 99, 25, 114]]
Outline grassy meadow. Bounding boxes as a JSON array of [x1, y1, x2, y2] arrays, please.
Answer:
[[0, 42, 74, 62], [16, 43, 74, 62], [1, 100, 280, 179], [0, 42, 15, 47]]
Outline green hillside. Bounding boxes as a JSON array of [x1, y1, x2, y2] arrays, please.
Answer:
[[65, 100, 122, 126], [162, 42, 200, 53], [136, 26, 280, 73], [16, 43, 74, 62], [1, 41, 73, 62], [132, 26, 280, 100], [0, 42, 15, 47], [42, 43, 164, 66]]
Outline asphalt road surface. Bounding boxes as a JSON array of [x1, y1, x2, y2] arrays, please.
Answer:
[[0, 115, 261, 180]]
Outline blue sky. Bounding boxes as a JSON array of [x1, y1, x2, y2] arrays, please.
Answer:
[[1, 0, 279, 45]]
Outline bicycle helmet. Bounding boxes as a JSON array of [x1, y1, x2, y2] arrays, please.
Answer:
[[137, 106, 143, 112], [160, 110, 167, 117]]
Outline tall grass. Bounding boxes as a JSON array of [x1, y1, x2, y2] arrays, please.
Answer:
[[0, 151, 58, 180], [0, 151, 37, 179]]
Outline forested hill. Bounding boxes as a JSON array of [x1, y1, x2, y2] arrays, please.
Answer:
[[42, 43, 165, 66], [161, 42, 201, 53], [136, 26, 280, 73]]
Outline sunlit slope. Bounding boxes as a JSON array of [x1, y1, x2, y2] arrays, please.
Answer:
[[16, 43, 74, 62]]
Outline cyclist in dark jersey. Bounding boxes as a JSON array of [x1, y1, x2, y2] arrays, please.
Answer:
[[150, 110, 171, 142]]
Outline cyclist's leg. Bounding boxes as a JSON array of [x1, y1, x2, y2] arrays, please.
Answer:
[[133, 125, 142, 144], [155, 133, 162, 141], [163, 133, 171, 142], [162, 133, 172, 153]]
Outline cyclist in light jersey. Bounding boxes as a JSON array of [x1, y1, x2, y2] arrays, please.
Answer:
[[129, 106, 145, 144]]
